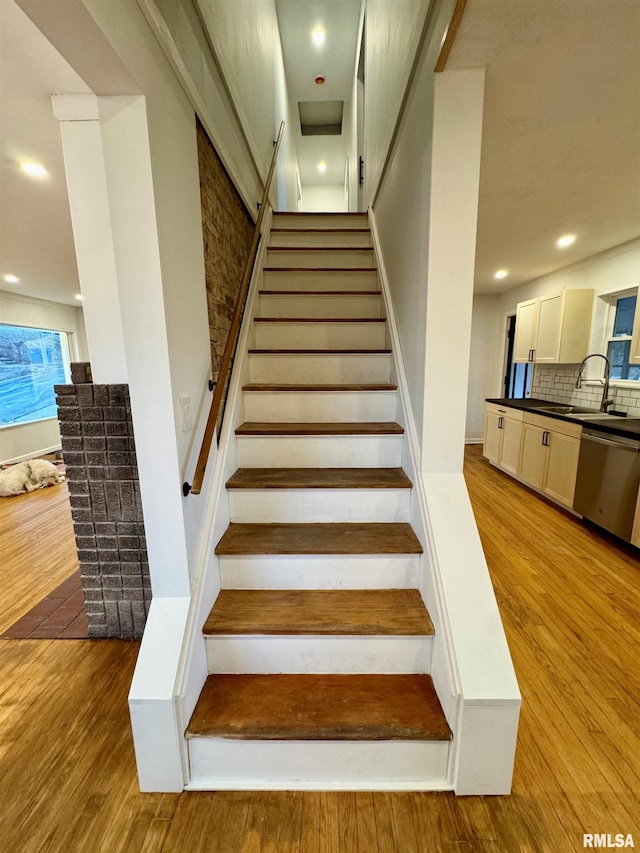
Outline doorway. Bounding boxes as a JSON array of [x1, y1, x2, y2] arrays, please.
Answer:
[[503, 314, 533, 398]]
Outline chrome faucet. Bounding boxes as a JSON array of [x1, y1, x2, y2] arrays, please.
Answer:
[[576, 353, 614, 412]]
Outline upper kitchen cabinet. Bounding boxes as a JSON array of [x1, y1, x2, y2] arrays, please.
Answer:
[[513, 289, 594, 364]]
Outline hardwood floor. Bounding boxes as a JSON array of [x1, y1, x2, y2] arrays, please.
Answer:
[[0, 481, 78, 634], [0, 446, 639, 851]]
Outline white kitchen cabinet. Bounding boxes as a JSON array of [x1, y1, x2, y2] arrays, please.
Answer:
[[483, 403, 523, 476], [519, 413, 582, 508], [513, 290, 594, 364]]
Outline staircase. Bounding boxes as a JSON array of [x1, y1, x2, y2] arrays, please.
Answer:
[[185, 212, 452, 790]]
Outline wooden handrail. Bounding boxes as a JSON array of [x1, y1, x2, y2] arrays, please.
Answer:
[[184, 121, 285, 496], [434, 0, 468, 72]]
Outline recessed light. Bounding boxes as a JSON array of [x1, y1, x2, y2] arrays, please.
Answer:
[[314, 74, 326, 85], [556, 234, 576, 248], [494, 269, 508, 279], [317, 162, 327, 173], [20, 161, 48, 177], [311, 28, 326, 47], [74, 293, 84, 301], [3, 274, 19, 283]]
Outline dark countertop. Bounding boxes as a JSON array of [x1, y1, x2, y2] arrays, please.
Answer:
[[486, 397, 640, 441]]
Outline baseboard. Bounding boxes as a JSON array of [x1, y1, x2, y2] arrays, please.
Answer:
[[3, 445, 62, 465]]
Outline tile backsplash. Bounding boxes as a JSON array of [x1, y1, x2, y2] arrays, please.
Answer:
[[532, 365, 640, 418]]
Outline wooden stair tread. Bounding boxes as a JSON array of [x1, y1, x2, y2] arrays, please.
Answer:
[[215, 522, 423, 555], [242, 383, 397, 392], [226, 467, 412, 490], [268, 246, 373, 252], [254, 317, 386, 323], [186, 674, 451, 741], [248, 349, 391, 355], [204, 589, 433, 636], [259, 289, 380, 295], [235, 421, 403, 436], [263, 269, 378, 274], [270, 228, 370, 234]]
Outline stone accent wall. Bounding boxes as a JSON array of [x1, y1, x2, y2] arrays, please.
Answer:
[[55, 383, 151, 639], [196, 117, 254, 384], [532, 365, 640, 417]]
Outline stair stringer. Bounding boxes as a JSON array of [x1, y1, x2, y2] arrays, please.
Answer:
[[167, 213, 274, 787], [369, 209, 521, 795]]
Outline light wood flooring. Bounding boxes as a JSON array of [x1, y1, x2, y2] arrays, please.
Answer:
[[0, 446, 639, 851]]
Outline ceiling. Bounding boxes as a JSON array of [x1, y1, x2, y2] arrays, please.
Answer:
[[275, 0, 362, 186], [0, 0, 89, 306], [448, 0, 640, 294], [1, 0, 638, 309]]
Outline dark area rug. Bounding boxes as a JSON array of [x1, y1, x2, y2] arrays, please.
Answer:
[[2, 571, 89, 639]]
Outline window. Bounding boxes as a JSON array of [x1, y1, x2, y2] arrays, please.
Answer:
[[605, 292, 640, 381], [0, 324, 71, 427]]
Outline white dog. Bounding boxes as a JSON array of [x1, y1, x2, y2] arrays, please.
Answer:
[[0, 459, 66, 497]]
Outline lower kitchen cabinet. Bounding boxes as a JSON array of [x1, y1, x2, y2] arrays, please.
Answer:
[[484, 404, 582, 510], [483, 404, 523, 476], [519, 413, 582, 509]]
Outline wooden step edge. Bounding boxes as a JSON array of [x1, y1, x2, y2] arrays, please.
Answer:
[[235, 421, 404, 436], [272, 212, 369, 217], [214, 523, 424, 556], [263, 268, 378, 274], [270, 228, 371, 234], [259, 289, 381, 296], [254, 317, 386, 324], [267, 247, 374, 253], [242, 383, 398, 392], [247, 349, 392, 355], [186, 674, 452, 741], [225, 467, 413, 490], [203, 589, 434, 637]]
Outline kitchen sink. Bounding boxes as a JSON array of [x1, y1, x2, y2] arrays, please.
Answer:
[[537, 405, 599, 414], [537, 405, 625, 421]]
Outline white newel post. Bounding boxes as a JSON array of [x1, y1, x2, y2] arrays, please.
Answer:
[[53, 93, 192, 791], [52, 94, 128, 383], [422, 69, 521, 794]]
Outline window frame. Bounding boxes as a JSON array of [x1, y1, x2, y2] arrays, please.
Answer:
[[594, 287, 640, 386]]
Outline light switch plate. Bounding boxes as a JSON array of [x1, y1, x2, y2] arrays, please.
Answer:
[[179, 395, 192, 432]]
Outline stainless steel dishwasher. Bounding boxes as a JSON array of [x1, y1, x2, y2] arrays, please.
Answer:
[[574, 428, 640, 542]]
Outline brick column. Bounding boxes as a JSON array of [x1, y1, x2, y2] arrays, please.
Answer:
[[55, 383, 151, 638]]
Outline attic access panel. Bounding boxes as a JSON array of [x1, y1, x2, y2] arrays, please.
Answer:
[[299, 101, 344, 136]]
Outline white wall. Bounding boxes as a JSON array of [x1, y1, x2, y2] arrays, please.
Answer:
[[466, 295, 503, 441], [192, 0, 299, 212], [372, 0, 456, 454], [1, 292, 88, 462], [467, 238, 640, 438], [364, 0, 434, 205], [300, 184, 346, 212]]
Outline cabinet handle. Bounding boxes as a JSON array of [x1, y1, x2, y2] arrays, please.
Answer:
[[541, 431, 549, 446], [498, 416, 504, 429], [529, 348, 535, 362]]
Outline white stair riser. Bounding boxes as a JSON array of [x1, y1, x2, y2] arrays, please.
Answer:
[[272, 213, 369, 230], [243, 390, 397, 423], [258, 293, 383, 319], [254, 322, 386, 350], [187, 740, 450, 791], [205, 635, 433, 674], [218, 554, 421, 590], [267, 249, 375, 269], [236, 435, 403, 468], [264, 270, 379, 292], [270, 231, 372, 249], [249, 354, 391, 384], [228, 488, 411, 523]]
